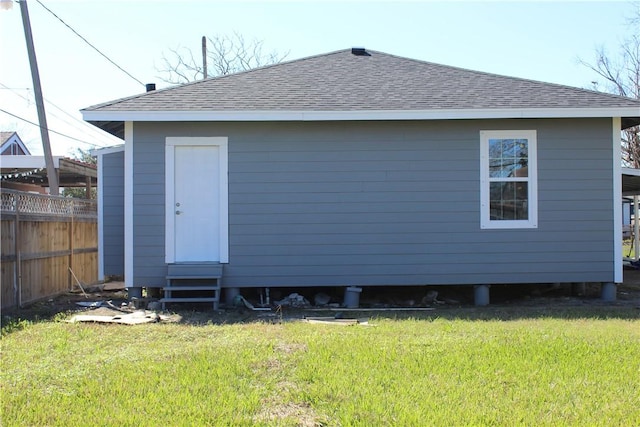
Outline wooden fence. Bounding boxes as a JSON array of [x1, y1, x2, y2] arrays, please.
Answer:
[[1, 189, 97, 310]]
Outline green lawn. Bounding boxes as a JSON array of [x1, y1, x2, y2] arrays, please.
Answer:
[[2, 312, 639, 426]]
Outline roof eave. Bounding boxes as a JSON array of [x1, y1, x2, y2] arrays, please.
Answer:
[[83, 107, 640, 137]]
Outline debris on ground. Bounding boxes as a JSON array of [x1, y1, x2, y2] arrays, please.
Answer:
[[102, 281, 126, 291], [422, 290, 443, 305], [75, 301, 105, 308], [67, 310, 161, 325], [313, 292, 331, 306], [232, 295, 271, 311], [147, 301, 162, 311], [303, 316, 369, 326], [275, 293, 310, 308], [4, 271, 640, 327], [75, 300, 135, 313]]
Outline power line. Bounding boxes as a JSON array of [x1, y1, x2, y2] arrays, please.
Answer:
[[0, 83, 104, 141], [44, 98, 110, 140], [0, 107, 103, 147], [34, 0, 145, 87], [0, 82, 113, 142]]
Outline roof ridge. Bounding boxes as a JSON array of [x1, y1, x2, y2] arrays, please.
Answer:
[[82, 47, 640, 118], [83, 49, 353, 112], [199, 48, 352, 82], [367, 49, 640, 104]]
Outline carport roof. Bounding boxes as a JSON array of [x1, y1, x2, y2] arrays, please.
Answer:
[[0, 156, 96, 188], [623, 168, 640, 196]]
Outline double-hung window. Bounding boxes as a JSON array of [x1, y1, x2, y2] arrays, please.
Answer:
[[480, 130, 538, 229]]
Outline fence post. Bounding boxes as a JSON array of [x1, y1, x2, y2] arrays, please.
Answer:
[[69, 198, 74, 290], [12, 194, 17, 308], [14, 194, 22, 309]]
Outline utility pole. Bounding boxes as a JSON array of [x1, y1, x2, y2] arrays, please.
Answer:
[[19, 0, 59, 195], [202, 36, 207, 79]]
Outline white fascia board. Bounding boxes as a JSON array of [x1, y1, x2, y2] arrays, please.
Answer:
[[82, 107, 640, 123], [0, 155, 61, 168], [622, 167, 640, 177], [90, 145, 125, 157]]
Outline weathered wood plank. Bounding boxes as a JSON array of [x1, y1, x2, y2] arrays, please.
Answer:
[[1, 247, 98, 262], [1, 192, 98, 310]]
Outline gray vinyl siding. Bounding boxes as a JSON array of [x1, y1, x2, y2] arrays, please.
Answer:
[[131, 118, 615, 288], [102, 150, 125, 276]]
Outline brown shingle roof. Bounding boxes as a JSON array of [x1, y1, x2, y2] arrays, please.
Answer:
[[1, 132, 17, 145], [84, 48, 640, 113]]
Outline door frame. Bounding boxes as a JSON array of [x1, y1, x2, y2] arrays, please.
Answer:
[[165, 137, 229, 263]]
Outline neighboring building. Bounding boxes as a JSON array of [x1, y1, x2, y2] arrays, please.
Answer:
[[0, 131, 44, 193], [1, 132, 31, 155], [82, 48, 640, 306], [0, 131, 98, 195]]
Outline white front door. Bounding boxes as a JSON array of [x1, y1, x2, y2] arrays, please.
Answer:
[[166, 137, 229, 263]]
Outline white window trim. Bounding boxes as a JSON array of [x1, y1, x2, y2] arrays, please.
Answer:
[[480, 130, 538, 229], [165, 137, 229, 264]]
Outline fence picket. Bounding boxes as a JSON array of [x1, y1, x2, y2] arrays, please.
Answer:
[[1, 189, 98, 309]]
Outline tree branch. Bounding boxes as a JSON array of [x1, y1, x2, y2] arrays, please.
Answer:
[[580, 4, 640, 166]]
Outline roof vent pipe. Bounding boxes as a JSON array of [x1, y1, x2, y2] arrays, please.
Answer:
[[351, 47, 370, 56], [145, 83, 156, 92]]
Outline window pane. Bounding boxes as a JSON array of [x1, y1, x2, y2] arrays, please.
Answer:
[[488, 139, 503, 158], [489, 158, 504, 177], [488, 138, 528, 178], [488, 139, 503, 178], [489, 182, 529, 221], [515, 182, 528, 201], [513, 139, 528, 177]]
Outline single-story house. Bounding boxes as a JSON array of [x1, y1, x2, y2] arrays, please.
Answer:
[[82, 48, 640, 306]]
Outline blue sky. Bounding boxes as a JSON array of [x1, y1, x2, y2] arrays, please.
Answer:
[[0, 0, 636, 155]]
